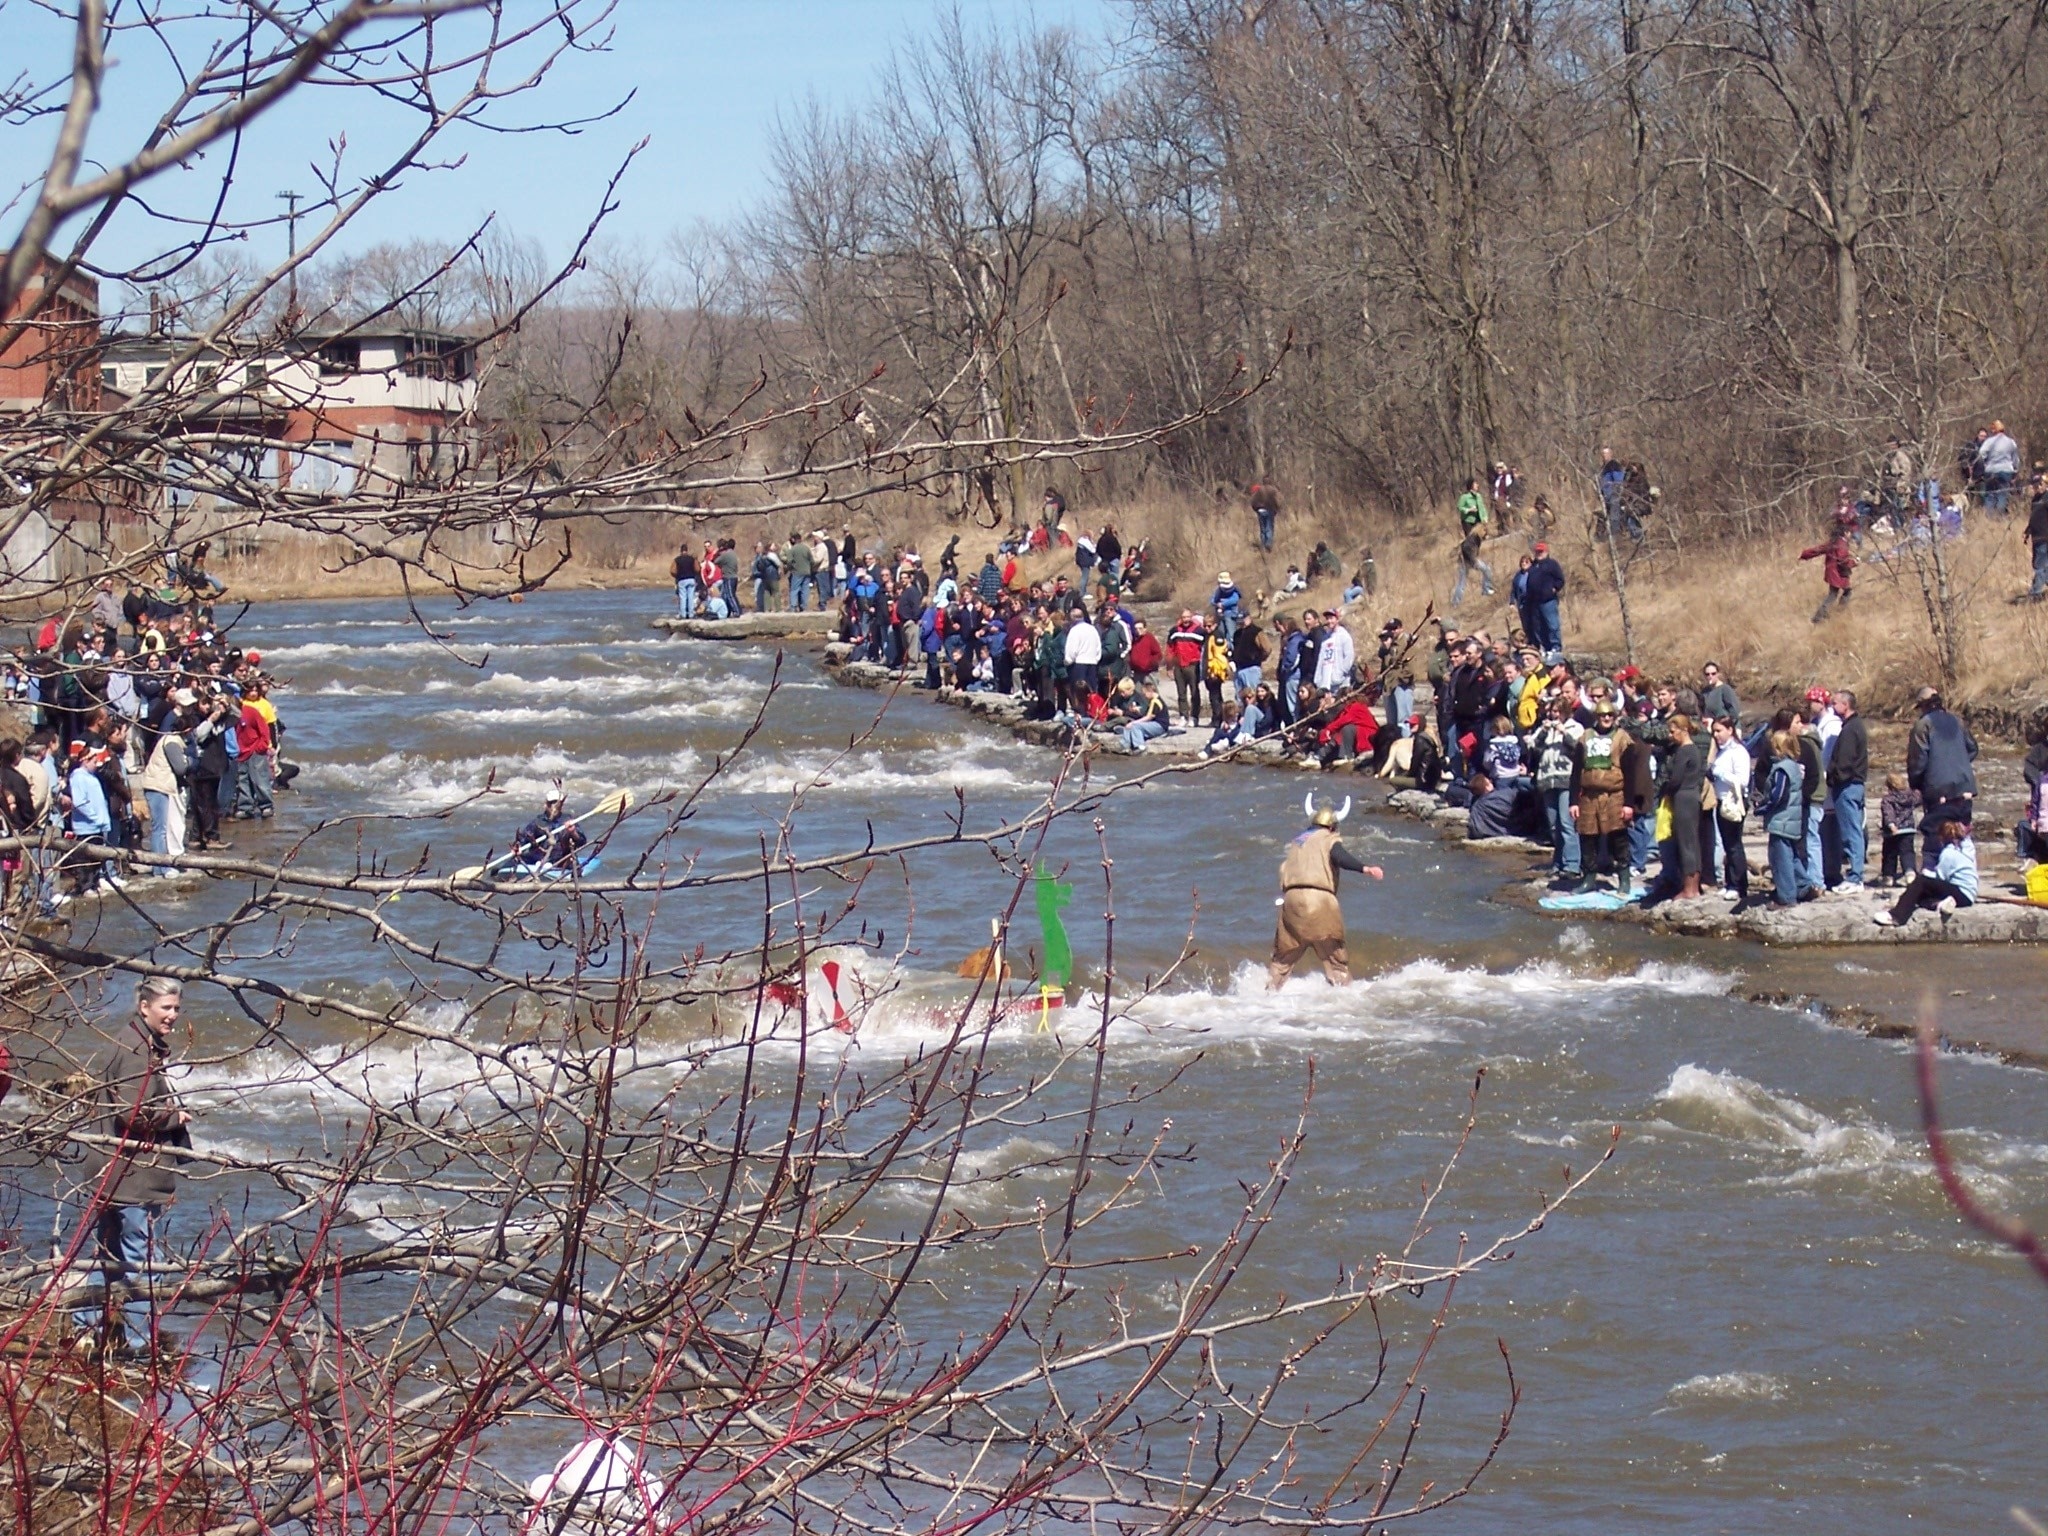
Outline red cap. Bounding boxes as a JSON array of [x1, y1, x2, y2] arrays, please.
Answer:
[[1533, 541, 1548, 554], [1805, 686, 1830, 704], [1615, 665, 1642, 682], [245, 650, 261, 665]]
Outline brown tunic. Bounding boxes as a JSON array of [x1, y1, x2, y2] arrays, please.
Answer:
[[1572, 726, 1634, 837]]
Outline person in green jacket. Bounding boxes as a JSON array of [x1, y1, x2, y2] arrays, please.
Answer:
[[782, 533, 816, 611], [1452, 478, 1494, 608]]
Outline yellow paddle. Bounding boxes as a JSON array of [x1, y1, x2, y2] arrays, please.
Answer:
[[451, 788, 634, 884]]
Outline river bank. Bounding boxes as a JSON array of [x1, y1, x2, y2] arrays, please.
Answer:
[[641, 621, 2048, 1063]]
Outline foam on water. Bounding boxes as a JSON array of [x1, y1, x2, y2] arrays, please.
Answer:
[[421, 669, 757, 705], [180, 1022, 699, 1124], [297, 744, 704, 806], [1654, 1064, 2046, 1197], [712, 744, 1044, 798], [726, 953, 1745, 1067], [1662, 1371, 1791, 1407]]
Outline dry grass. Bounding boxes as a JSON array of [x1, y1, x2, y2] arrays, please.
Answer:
[[202, 491, 2048, 725], [211, 529, 675, 602], [859, 492, 2048, 724]]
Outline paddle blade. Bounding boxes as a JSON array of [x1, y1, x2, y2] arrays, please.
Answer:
[[591, 788, 632, 819], [452, 865, 486, 882]]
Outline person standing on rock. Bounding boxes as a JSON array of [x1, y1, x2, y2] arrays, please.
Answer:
[[715, 539, 742, 614], [672, 545, 700, 618], [1826, 689, 1869, 891], [1312, 609, 1355, 696], [1568, 696, 1635, 896], [1166, 611, 1205, 726], [1759, 729, 1808, 908], [1906, 685, 1977, 833], [1062, 608, 1102, 715], [1269, 796, 1382, 989]]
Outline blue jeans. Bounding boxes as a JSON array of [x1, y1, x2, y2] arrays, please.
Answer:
[[235, 753, 274, 817], [1628, 811, 1653, 874], [1234, 665, 1262, 698], [1119, 718, 1167, 751], [1451, 554, 1494, 608], [1543, 788, 1581, 876], [1256, 507, 1275, 550], [1800, 803, 1824, 895], [144, 789, 170, 853], [2033, 538, 2048, 596], [1533, 597, 1562, 654], [1832, 781, 1867, 886], [74, 1202, 163, 1352], [1768, 833, 1802, 905], [675, 578, 698, 617], [1983, 470, 2014, 515], [789, 574, 814, 611]]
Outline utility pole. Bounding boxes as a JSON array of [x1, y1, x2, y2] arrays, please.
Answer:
[[277, 189, 303, 323]]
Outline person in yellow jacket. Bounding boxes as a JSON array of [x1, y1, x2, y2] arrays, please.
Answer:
[[1270, 794, 1383, 988], [1202, 623, 1233, 730]]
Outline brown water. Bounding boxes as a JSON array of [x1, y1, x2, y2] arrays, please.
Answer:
[[77, 589, 2048, 1530]]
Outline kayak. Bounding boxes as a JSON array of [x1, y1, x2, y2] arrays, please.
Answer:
[[506, 853, 602, 882]]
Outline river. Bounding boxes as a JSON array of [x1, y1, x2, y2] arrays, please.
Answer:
[[78, 588, 2048, 1531]]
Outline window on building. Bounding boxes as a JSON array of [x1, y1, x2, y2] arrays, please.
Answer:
[[100, 367, 118, 389], [293, 440, 358, 497], [317, 340, 360, 376]]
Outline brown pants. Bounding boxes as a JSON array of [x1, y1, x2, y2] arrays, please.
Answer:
[[1269, 889, 1349, 988]]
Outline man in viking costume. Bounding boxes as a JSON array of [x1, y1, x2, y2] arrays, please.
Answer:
[[1270, 793, 1384, 988]]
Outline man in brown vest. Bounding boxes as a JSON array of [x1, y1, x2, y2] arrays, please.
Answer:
[[1270, 795, 1383, 988]]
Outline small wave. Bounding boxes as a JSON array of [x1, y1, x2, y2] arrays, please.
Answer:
[[712, 744, 1043, 798], [313, 680, 403, 697], [296, 744, 703, 807], [445, 699, 750, 729], [422, 670, 755, 706], [1663, 1371, 1790, 1407], [180, 1015, 698, 1123], [1654, 1065, 2046, 1197]]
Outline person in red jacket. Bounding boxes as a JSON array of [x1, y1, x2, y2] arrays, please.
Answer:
[[1128, 619, 1164, 686], [1165, 611, 1206, 726], [1799, 527, 1856, 623], [1315, 692, 1379, 768]]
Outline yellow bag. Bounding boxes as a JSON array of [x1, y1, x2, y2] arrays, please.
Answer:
[[1653, 797, 1673, 843], [2027, 864, 2048, 907]]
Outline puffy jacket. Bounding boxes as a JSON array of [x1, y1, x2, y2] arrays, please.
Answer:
[[1759, 758, 1805, 839], [1908, 709, 1978, 800]]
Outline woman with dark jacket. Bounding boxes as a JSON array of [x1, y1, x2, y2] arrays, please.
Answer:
[[188, 693, 233, 849], [1649, 714, 1706, 902]]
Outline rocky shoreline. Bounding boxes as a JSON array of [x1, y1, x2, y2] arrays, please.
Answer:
[[804, 638, 2048, 946]]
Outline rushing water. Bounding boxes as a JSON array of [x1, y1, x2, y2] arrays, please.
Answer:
[[80, 589, 2048, 1530]]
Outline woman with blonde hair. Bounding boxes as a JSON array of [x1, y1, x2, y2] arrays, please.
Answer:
[[1757, 729, 1806, 907]]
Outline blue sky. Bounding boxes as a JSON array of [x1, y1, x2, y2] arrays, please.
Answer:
[[8, 0, 1117, 277]]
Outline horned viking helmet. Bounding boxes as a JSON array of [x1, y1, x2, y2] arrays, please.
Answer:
[[1304, 792, 1351, 831]]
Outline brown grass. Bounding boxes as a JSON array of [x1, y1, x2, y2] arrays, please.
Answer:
[[852, 492, 2048, 724], [206, 491, 2048, 725]]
